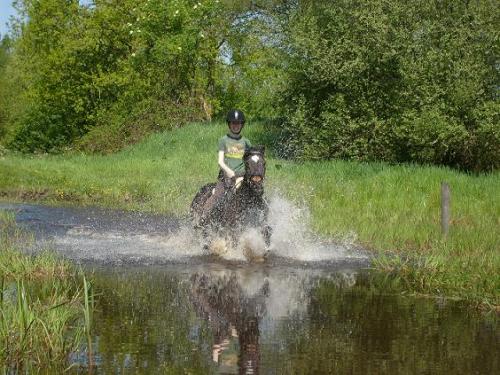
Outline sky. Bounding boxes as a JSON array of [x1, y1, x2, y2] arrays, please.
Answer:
[[0, 0, 16, 38], [0, 1, 93, 38]]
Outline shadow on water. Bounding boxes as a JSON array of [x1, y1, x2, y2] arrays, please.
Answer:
[[1, 203, 498, 374]]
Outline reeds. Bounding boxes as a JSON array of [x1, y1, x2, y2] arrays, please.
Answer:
[[83, 275, 94, 369], [0, 213, 93, 372]]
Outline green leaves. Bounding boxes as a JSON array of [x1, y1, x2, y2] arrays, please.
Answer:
[[3, 0, 225, 152], [280, 0, 499, 171], [1, 0, 497, 167]]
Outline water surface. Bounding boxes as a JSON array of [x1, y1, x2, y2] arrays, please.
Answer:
[[1, 203, 498, 374], [82, 265, 498, 374]]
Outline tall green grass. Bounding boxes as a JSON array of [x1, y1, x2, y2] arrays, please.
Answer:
[[272, 158, 499, 306], [0, 122, 498, 306], [0, 212, 93, 372]]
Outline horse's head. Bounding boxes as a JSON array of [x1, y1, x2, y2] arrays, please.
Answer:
[[243, 146, 266, 194]]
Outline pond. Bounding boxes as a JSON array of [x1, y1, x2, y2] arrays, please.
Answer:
[[2, 203, 498, 374]]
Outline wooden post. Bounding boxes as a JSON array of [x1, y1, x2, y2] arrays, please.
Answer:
[[441, 182, 450, 237]]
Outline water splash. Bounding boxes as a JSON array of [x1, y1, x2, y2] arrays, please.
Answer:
[[266, 194, 363, 262], [194, 194, 365, 263], [2, 201, 367, 265], [53, 225, 204, 264]]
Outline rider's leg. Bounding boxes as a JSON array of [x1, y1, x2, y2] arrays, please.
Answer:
[[200, 180, 226, 222]]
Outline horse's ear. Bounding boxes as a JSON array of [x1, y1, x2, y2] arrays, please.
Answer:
[[245, 145, 265, 158], [254, 145, 265, 154]]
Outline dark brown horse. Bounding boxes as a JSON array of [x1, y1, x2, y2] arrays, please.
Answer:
[[190, 146, 272, 254]]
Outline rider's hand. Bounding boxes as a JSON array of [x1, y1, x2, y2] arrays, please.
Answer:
[[226, 170, 235, 179], [235, 176, 244, 189]]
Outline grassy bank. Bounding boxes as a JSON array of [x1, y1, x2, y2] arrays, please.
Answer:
[[0, 122, 498, 307], [0, 212, 92, 372]]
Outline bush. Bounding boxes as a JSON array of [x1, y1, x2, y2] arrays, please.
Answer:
[[280, 0, 499, 171], [393, 108, 470, 167], [3, 0, 222, 153], [465, 101, 500, 171], [76, 98, 204, 154]]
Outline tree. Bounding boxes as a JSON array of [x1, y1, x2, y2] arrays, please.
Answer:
[[5, 0, 227, 152], [280, 0, 499, 171], [0, 34, 13, 139]]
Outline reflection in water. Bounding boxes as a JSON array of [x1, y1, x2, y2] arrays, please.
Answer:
[[76, 265, 498, 374], [190, 271, 269, 374]]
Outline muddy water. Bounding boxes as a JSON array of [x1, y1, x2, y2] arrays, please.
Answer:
[[2, 203, 498, 374]]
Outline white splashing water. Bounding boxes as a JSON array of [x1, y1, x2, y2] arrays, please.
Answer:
[[266, 194, 363, 262], [48, 195, 365, 264], [203, 194, 365, 263], [53, 225, 204, 263], [203, 227, 268, 262]]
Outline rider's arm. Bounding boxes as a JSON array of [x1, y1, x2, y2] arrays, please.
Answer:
[[218, 150, 235, 178]]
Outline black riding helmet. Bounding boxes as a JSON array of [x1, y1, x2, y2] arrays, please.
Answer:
[[226, 109, 245, 126]]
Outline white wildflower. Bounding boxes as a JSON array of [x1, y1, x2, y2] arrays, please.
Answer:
[[131, 52, 136, 57], [129, 30, 134, 34]]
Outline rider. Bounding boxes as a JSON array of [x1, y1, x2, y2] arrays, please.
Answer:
[[202, 109, 252, 220]]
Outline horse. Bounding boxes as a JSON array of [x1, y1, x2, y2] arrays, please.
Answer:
[[190, 146, 272, 259]]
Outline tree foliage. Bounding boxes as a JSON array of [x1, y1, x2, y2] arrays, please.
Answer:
[[0, 35, 13, 140], [280, 0, 499, 171], [0, 0, 498, 171], [3, 0, 228, 152]]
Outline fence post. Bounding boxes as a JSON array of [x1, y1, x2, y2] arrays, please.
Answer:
[[441, 182, 450, 237]]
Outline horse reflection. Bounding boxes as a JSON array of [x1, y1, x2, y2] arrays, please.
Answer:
[[190, 271, 269, 374]]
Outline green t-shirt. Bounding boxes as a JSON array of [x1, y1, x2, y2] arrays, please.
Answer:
[[218, 134, 252, 175]]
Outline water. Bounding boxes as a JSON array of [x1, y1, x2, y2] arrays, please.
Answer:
[[0, 199, 367, 265], [79, 266, 497, 374], [1, 203, 498, 374]]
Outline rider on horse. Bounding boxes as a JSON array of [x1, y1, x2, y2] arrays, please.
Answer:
[[201, 109, 252, 221]]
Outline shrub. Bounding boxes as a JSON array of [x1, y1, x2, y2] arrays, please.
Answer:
[[76, 98, 204, 154], [280, 0, 499, 171]]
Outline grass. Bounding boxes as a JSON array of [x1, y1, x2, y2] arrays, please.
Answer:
[[272, 158, 500, 307], [0, 212, 93, 372], [0, 121, 499, 307]]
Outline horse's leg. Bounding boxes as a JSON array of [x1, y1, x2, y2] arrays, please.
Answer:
[[255, 197, 272, 248], [261, 225, 273, 248], [201, 226, 211, 251], [230, 227, 240, 250]]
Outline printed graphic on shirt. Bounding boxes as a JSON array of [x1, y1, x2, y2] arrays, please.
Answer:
[[226, 143, 245, 158]]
